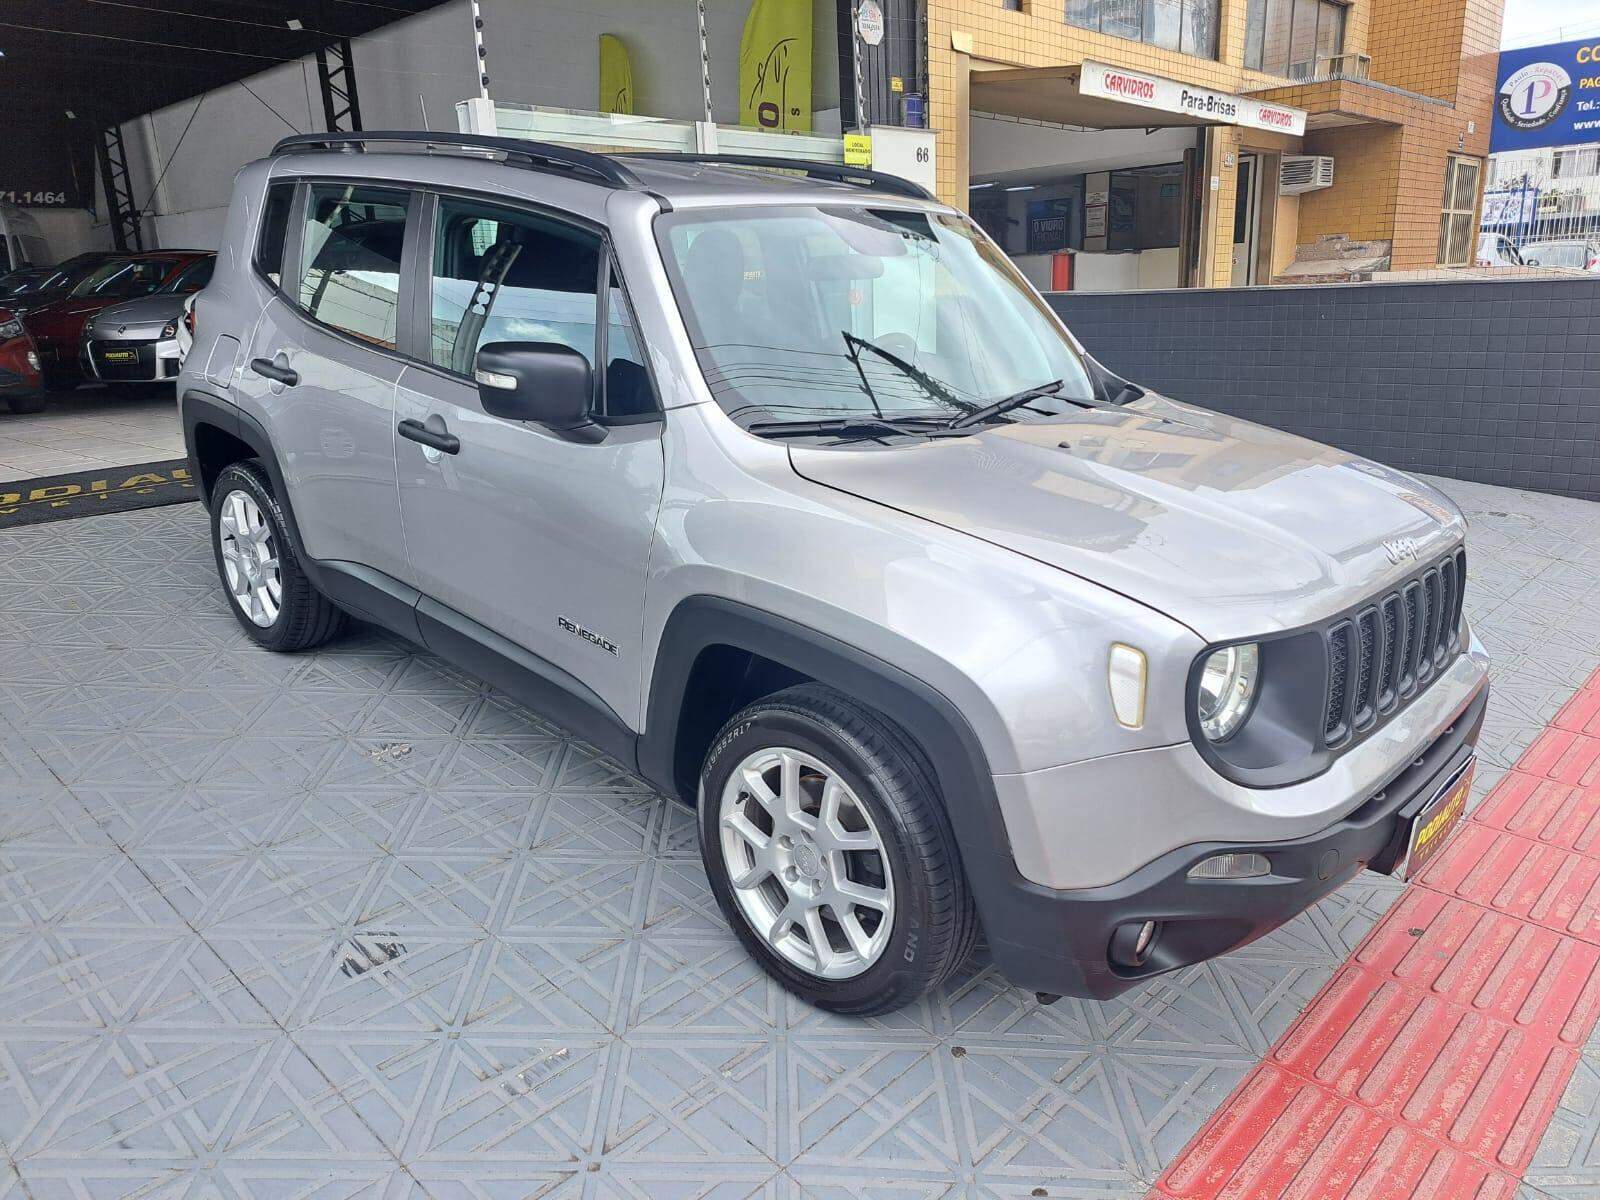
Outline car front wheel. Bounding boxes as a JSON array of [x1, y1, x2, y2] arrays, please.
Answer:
[[698, 683, 978, 1015]]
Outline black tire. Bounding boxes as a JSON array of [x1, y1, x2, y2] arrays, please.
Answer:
[[697, 683, 979, 1015], [4, 394, 47, 414], [106, 382, 161, 399], [209, 460, 345, 652]]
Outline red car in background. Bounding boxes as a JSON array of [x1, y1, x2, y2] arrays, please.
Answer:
[[24, 250, 211, 389], [0, 306, 45, 414]]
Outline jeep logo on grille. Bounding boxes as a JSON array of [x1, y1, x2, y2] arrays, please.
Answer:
[[1383, 537, 1421, 565]]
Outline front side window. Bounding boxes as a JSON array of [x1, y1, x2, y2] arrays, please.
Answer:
[[297, 183, 409, 349], [429, 196, 601, 379], [602, 269, 655, 418], [1065, 0, 1219, 58], [657, 205, 1096, 431]]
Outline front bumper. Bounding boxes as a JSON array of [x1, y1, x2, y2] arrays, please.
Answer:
[[982, 674, 1487, 1001], [82, 336, 182, 383]]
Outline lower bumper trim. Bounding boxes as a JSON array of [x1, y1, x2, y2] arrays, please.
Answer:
[[985, 679, 1488, 1000]]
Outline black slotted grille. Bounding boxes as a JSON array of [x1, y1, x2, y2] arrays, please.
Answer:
[[1323, 548, 1466, 749]]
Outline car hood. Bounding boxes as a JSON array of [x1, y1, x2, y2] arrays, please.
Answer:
[[787, 394, 1467, 642], [86, 294, 185, 336]]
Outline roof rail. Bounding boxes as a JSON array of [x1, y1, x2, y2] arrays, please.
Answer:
[[618, 153, 937, 201], [269, 131, 644, 191]]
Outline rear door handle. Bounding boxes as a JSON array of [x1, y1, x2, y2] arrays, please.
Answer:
[[249, 357, 299, 386], [398, 417, 461, 455]]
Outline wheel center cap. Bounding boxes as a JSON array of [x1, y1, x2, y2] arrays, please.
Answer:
[[791, 839, 822, 879]]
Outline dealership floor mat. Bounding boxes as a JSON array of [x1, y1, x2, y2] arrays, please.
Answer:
[[0, 458, 196, 528], [3, 474, 1600, 1197]]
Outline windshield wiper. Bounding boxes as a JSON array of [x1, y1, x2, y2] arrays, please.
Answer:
[[746, 414, 956, 441], [947, 379, 1064, 429], [947, 379, 1145, 429], [841, 332, 976, 416]]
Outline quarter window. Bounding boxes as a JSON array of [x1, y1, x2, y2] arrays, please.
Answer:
[[428, 196, 602, 380], [297, 183, 409, 349], [601, 269, 655, 418], [256, 182, 296, 285]]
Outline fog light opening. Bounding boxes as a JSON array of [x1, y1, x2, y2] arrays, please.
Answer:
[[1187, 851, 1271, 880], [1110, 919, 1161, 968]]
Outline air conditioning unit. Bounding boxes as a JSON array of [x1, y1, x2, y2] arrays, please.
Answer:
[[1280, 155, 1335, 195]]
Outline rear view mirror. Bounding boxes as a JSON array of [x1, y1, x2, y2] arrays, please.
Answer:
[[475, 341, 603, 444]]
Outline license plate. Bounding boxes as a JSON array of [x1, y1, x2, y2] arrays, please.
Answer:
[[101, 349, 139, 364], [1399, 760, 1474, 879]]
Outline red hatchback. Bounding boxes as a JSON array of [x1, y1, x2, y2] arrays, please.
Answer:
[[0, 306, 45, 414], [24, 251, 211, 389]]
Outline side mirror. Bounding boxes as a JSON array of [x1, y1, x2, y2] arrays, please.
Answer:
[[474, 341, 603, 444]]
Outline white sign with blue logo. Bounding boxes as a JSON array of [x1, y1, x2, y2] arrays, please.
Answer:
[[1491, 37, 1600, 152]]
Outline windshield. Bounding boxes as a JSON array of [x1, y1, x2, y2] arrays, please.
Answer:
[[657, 205, 1096, 431], [70, 258, 178, 299]]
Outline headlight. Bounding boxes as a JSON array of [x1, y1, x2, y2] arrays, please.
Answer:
[[1196, 643, 1259, 742], [0, 317, 20, 340], [161, 321, 178, 339]]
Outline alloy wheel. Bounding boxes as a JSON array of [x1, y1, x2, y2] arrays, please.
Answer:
[[718, 747, 895, 980], [218, 488, 282, 628]]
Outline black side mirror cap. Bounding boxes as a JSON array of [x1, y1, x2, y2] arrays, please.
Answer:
[[475, 341, 604, 444]]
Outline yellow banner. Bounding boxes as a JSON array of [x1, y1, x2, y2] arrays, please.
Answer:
[[739, 0, 813, 132], [599, 33, 634, 115]]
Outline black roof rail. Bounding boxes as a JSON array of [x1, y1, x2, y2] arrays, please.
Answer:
[[269, 131, 644, 191], [617, 152, 937, 201]]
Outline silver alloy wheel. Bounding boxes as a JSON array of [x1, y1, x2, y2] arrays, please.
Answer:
[[718, 746, 895, 980], [218, 488, 282, 628]]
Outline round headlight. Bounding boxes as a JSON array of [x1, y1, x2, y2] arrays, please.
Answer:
[[161, 321, 178, 339], [1196, 643, 1260, 743]]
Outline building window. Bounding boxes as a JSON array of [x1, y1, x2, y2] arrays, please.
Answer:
[[1064, 0, 1220, 59], [1245, 0, 1346, 78], [1438, 156, 1482, 267], [1553, 148, 1600, 178]]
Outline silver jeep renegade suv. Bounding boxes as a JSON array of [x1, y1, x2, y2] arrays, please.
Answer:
[[180, 132, 1489, 1015]]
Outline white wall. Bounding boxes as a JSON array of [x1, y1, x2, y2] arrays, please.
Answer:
[[104, 0, 842, 251]]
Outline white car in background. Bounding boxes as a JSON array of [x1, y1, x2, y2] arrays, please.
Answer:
[[1475, 232, 1522, 268], [1519, 240, 1600, 273]]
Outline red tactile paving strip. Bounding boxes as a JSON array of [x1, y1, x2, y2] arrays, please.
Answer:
[[1151, 669, 1600, 1200]]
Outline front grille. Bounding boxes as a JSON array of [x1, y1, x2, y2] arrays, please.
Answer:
[[1323, 548, 1467, 748]]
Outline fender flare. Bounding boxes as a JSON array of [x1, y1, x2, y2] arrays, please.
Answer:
[[639, 596, 1049, 960]]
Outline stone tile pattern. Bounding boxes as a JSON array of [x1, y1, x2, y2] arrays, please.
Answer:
[[0, 472, 1594, 1198]]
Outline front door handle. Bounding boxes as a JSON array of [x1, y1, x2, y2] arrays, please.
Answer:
[[398, 417, 461, 455], [249, 356, 299, 386]]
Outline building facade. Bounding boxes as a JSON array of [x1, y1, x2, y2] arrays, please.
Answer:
[[927, 0, 1505, 287]]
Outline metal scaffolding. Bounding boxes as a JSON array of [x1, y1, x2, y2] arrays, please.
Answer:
[[314, 37, 363, 133], [95, 123, 143, 252]]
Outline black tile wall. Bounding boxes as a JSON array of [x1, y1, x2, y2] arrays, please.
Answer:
[[1047, 278, 1600, 501]]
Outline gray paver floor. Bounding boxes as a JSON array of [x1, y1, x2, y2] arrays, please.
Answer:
[[2, 472, 1599, 1199], [0, 388, 186, 483]]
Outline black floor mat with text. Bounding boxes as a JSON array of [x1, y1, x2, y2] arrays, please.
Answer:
[[0, 459, 197, 529]]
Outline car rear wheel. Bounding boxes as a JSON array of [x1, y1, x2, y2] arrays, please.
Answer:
[[210, 460, 345, 652], [697, 683, 978, 1014]]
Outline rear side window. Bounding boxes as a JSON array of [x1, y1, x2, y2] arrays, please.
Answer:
[[297, 183, 409, 349], [256, 183, 295, 285], [428, 196, 600, 378]]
